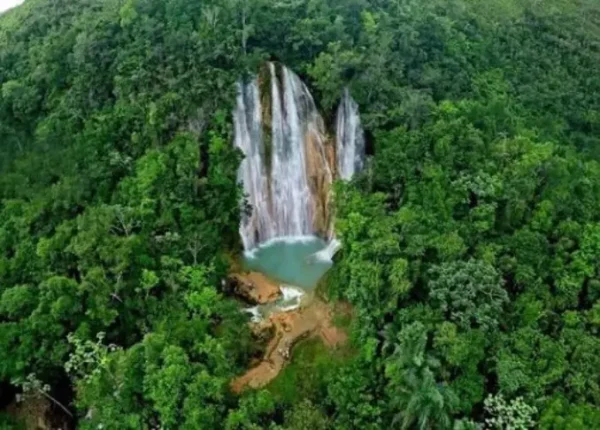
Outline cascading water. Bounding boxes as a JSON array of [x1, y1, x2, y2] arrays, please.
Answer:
[[234, 63, 365, 294], [270, 64, 317, 242], [235, 63, 332, 250], [234, 79, 274, 250], [336, 89, 366, 180]]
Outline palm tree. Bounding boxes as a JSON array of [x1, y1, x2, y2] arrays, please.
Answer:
[[385, 322, 458, 429]]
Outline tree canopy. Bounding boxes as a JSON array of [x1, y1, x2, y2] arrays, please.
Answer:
[[1, 0, 600, 428]]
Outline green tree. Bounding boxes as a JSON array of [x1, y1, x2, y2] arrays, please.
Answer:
[[385, 322, 458, 429], [428, 259, 508, 332]]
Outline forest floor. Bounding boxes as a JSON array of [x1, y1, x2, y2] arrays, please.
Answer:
[[231, 295, 349, 393]]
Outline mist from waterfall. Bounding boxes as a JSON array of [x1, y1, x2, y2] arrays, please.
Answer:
[[336, 89, 366, 181]]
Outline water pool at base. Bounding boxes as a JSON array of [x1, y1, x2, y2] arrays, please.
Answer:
[[243, 235, 334, 290]]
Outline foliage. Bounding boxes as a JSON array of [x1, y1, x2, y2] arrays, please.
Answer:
[[281, 399, 330, 430], [385, 322, 458, 429], [428, 259, 508, 332], [1, 0, 600, 428], [483, 394, 537, 430], [267, 338, 349, 405]]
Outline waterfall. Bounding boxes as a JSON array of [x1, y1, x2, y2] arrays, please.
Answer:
[[270, 64, 313, 241], [336, 89, 366, 180], [309, 238, 342, 263], [234, 79, 274, 250], [234, 63, 365, 253], [234, 63, 332, 250]]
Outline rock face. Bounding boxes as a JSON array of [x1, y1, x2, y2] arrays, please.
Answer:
[[228, 272, 281, 305], [305, 129, 333, 238]]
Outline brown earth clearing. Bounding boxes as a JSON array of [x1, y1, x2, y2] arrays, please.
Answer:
[[231, 298, 349, 393]]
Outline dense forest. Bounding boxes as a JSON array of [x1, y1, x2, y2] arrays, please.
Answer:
[[1, 0, 600, 428]]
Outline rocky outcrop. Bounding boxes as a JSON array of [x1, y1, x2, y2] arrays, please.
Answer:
[[305, 129, 334, 239], [227, 272, 281, 305]]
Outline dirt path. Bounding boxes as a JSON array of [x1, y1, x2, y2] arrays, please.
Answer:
[[231, 299, 348, 393]]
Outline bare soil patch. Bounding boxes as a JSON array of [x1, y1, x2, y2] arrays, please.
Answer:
[[231, 299, 348, 393]]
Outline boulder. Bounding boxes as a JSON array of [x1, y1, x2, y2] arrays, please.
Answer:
[[228, 272, 281, 305]]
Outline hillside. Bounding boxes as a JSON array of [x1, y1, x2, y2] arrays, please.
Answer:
[[1, 0, 600, 428]]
